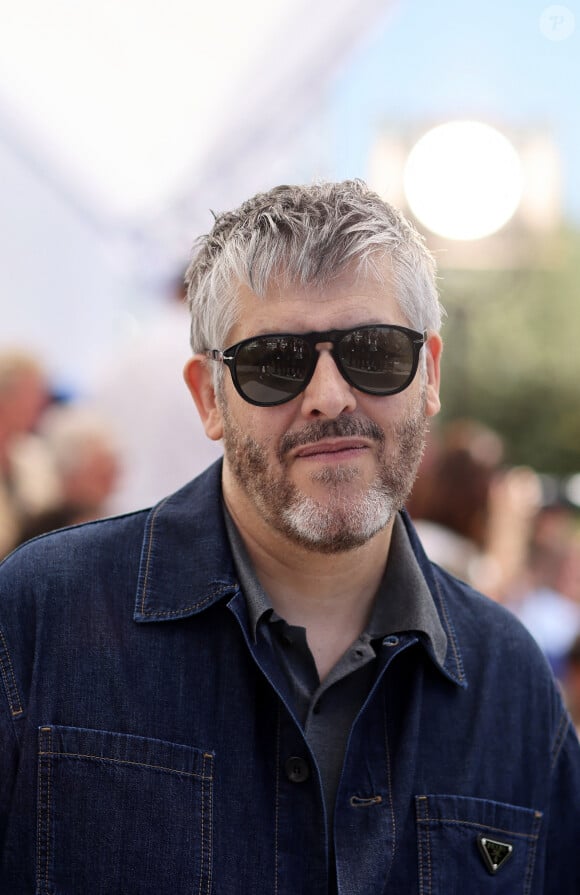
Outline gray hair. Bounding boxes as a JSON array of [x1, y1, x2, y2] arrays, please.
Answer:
[[185, 180, 442, 356]]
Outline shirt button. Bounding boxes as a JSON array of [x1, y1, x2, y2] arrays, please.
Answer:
[[285, 756, 310, 783]]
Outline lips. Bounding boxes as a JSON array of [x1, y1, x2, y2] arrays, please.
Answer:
[[293, 439, 369, 459], [278, 418, 385, 463]]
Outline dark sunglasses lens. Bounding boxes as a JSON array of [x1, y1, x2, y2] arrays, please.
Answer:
[[235, 336, 311, 405], [338, 327, 416, 394]]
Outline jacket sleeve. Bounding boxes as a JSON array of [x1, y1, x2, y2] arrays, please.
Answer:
[[0, 544, 37, 865], [542, 704, 580, 893], [0, 620, 22, 858]]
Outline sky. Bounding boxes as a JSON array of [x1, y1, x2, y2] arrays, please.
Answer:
[[0, 0, 578, 389], [328, 0, 580, 223]]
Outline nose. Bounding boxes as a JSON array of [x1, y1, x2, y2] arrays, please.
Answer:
[[300, 346, 357, 419]]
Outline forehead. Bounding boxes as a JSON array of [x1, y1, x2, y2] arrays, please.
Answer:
[[227, 263, 409, 343]]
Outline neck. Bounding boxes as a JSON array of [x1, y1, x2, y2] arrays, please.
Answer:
[[224, 476, 395, 680]]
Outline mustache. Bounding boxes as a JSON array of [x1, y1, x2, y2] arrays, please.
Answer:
[[278, 417, 385, 459]]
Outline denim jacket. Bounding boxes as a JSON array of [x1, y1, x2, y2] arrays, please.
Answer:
[[0, 460, 579, 894]]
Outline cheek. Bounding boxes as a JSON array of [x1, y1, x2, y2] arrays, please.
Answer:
[[359, 392, 412, 427], [365, 384, 427, 438], [221, 394, 288, 453]]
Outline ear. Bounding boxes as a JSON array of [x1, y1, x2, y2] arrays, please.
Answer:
[[183, 356, 224, 441], [423, 333, 443, 418]]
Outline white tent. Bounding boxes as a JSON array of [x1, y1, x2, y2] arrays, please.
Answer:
[[0, 0, 392, 388]]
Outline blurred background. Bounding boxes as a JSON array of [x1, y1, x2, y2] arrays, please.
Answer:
[[1, 0, 580, 706], [1, 0, 579, 467]]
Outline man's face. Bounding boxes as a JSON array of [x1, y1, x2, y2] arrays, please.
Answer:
[[187, 265, 442, 553]]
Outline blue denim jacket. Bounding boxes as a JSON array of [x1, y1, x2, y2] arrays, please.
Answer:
[[0, 460, 579, 894]]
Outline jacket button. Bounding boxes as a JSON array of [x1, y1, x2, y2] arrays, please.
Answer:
[[285, 756, 310, 783], [382, 635, 400, 647]]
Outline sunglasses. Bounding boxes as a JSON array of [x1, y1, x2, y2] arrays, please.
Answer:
[[205, 324, 426, 407]]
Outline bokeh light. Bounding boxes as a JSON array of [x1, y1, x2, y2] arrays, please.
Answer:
[[403, 121, 524, 241]]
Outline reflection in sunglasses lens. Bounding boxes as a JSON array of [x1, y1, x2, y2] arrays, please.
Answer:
[[232, 326, 419, 405], [236, 337, 310, 404]]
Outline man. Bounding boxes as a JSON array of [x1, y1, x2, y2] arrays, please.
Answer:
[[0, 181, 578, 894]]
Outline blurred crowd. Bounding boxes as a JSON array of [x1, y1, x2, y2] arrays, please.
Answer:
[[1, 344, 579, 731], [0, 280, 221, 560], [0, 292, 221, 558], [407, 418, 580, 732], [0, 349, 120, 557]]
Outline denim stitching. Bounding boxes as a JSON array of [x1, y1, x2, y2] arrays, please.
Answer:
[[37, 750, 212, 779], [198, 757, 205, 895], [432, 577, 466, 683], [415, 796, 431, 895], [416, 816, 541, 840], [383, 694, 396, 880], [550, 707, 570, 769], [46, 729, 52, 894], [416, 796, 542, 891], [523, 811, 543, 895], [198, 752, 214, 895], [274, 703, 281, 895], [140, 498, 170, 616], [0, 626, 23, 717], [139, 498, 233, 617], [36, 730, 214, 893], [425, 798, 432, 895], [416, 798, 425, 895], [138, 587, 233, 619], [37, 726, 52, 895], [205, 753, 214, 895], [36, 731, 43, 893]]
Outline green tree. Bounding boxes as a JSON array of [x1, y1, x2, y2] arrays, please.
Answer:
[[438, 228, 580, 475]]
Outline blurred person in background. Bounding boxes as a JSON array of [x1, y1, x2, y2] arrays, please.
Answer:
[[409, 421, 580, 677], [18, 403, 120, 542], [93, 273, 222, 514], [563, 633, 580, 736], [407, 418, 539, 600], [559, 529, 580, 607], [505, 499, 580, 678], [0, 349, 59, 557]]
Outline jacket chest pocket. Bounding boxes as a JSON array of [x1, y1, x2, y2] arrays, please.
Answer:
[[36, 725, 214, 895], [415, 794, 542, 895]]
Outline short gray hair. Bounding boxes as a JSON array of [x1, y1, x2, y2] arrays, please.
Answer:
[[185, 180, 442, 355]]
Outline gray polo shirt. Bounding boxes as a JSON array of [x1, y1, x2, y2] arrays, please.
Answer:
[[224, 509, 447, 825]]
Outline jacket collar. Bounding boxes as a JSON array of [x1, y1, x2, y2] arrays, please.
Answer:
[[399, 509, 467, 688], [134, 460, 239, 622], [134, 460, 466, 687]]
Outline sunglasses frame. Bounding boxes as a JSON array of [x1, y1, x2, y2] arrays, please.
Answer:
[[206, 324, 427, 407]]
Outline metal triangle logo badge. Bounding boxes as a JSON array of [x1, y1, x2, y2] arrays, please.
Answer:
[[477, 835, 513, 874]]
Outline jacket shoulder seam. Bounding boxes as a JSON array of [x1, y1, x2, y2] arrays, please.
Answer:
[[551, 705, 571, 770], [0, 624, 24, 718]]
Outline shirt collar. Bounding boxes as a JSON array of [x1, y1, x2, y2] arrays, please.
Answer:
[[133, 464, 464, 687], [224, 507, 272, 635], [224, 508, 448, 670]]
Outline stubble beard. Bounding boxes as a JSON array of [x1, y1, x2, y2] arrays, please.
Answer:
[[221, 392, 428, 554]]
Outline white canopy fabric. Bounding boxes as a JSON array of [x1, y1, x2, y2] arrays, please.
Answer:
[[0, 0, 393, 385], [0, 0, 392, 222]]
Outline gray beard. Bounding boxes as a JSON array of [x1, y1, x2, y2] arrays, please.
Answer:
[[222, 396, 428, 554]]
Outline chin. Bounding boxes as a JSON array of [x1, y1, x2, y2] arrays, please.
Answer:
[[281, 492, 394, 553]]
